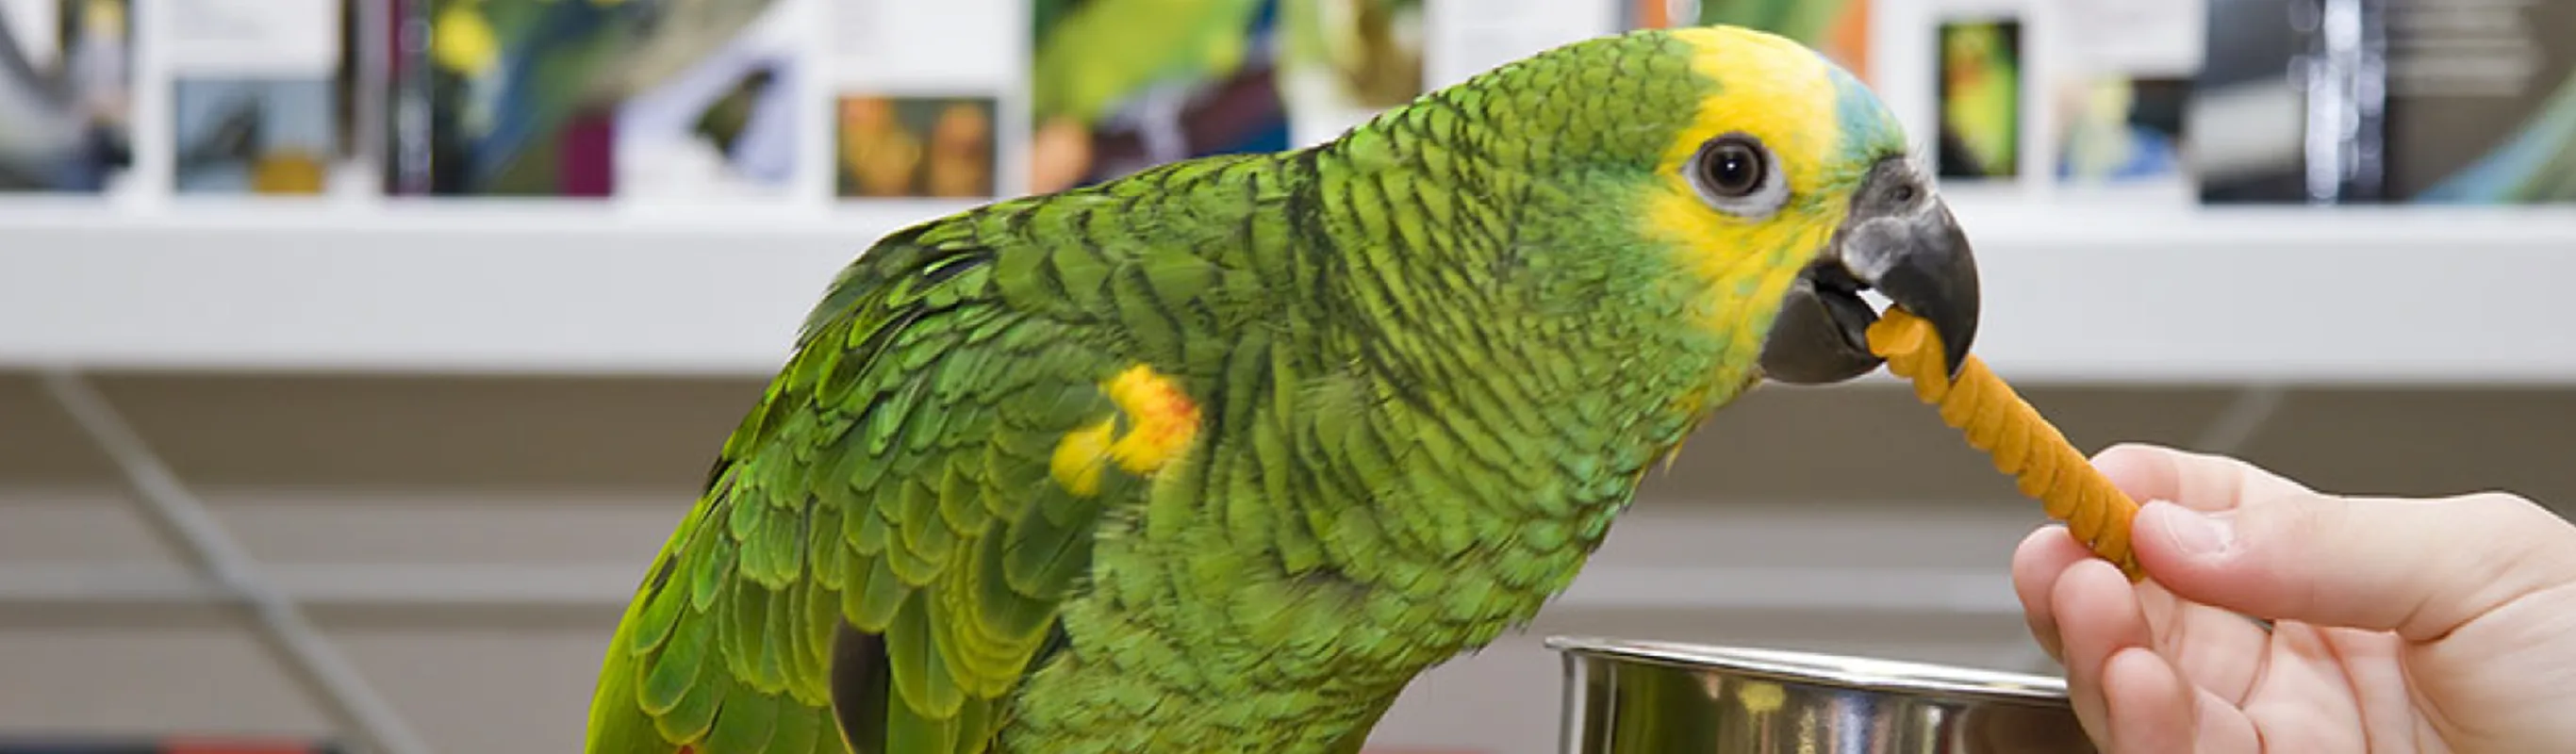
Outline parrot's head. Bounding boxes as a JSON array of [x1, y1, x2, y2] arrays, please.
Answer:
[[1649, 25, 1978, 385], [1457, 25, 1980, 389]]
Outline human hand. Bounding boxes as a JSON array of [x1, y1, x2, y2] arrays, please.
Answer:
[[2014, 443, 2576, 752]]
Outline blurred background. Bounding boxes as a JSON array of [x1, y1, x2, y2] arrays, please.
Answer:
[[1, 0, 2573, 752]]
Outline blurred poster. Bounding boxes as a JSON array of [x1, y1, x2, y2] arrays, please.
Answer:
[[614, 5, 803, 201], [828, 0, 1010, 200], [1025, 0, 1428, 194], [1936, 16, 2021, 180], [381, 0, 792, 198], [1623, 0, 1872, 84], [2389, 0, 2576, 205], [2048, 75, 2188, 187], [1278, 0, 1425, 149], [1027, 0, 1291, 193], [0, 0, 133, 195], [2047, 0, 2199, 189], [836, 94, 998, 198], [164, 0, 358, 197]]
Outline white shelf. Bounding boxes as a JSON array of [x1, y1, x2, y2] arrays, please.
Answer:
[[1941, 200, 2576, 385], [0, 562, 2021, 617], [1, 198, 2572, 384]]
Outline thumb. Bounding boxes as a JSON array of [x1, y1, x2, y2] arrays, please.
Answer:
[[2132, 490, 2576, 641]]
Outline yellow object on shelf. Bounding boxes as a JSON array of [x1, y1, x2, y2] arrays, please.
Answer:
[[1869, 307, 2145, 581], [250, 152, 330, 195]]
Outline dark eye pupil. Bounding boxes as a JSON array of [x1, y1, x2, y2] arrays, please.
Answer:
[[1699, 139, 1764, 197]]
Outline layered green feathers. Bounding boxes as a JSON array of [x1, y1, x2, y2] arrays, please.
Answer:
[[589, 25, 1837, 754], [588, 150, 1299, 752]]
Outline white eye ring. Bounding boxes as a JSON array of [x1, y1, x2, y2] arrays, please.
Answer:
[[1687, 133, 1789, 219]]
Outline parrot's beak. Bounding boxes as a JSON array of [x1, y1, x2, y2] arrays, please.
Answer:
[[1759, 158, 1980, 385]]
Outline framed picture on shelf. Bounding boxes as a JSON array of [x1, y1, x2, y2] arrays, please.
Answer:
[[0, 0, 136, 198], [1933, 14, 2023, 183], [834, 92, 998, 200], [163, 0, 364, 199], [2039, 0, 2198, 203], [380, 0, 801, 202], [827, 0, 1017, 205]]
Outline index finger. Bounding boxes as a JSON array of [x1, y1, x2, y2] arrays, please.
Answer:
[[2090, 443, 2315, 515]]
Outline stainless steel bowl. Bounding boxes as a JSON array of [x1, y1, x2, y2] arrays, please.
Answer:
[[1550, 636, 2097, 754]]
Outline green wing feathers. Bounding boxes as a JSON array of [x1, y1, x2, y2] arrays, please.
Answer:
[[586, 219, 1138, 754]]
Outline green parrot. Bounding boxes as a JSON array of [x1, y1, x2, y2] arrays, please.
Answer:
[[585, 24, 1981, 754]]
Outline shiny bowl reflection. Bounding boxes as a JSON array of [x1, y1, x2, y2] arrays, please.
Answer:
[[1550, 635, 2097, 754]]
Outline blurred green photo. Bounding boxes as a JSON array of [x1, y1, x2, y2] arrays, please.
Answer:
[[1937, 18, 2020, 179]]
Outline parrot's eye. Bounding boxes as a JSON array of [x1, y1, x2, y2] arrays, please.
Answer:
[[1699, 140, 1763, 194], [1687, 133, 1788, 218]]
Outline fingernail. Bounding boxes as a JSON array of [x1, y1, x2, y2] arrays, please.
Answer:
[[2149, 500, 2234, 557]]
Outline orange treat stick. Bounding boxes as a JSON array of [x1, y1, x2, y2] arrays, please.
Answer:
[[1867, 307, 2146, 582]]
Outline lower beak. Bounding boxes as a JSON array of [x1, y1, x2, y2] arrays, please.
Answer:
[[1758, 189, 1980, 385]]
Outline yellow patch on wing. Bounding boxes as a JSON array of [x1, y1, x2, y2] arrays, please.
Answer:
[[1049, 418, 1118, 498], [1103, 365, 1202, 474], [1642, 26, 1857, 336], [1047, 364, 1203, 497]]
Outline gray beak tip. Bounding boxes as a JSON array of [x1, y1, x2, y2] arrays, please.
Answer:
[[1757, 163, 1979, 386]]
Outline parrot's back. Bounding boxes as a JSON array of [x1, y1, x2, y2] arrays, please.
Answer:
[[585, 148, 1424, 753]]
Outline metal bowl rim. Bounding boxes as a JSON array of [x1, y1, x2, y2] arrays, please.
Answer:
[[1545, 634, 2071, 704]]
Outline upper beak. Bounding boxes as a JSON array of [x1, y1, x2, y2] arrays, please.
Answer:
[[1758, 159, 1980, 385]]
